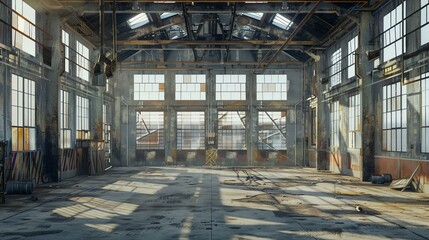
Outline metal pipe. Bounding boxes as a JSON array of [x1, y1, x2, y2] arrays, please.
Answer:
[[99, 0, 104, 58], [225, 3, 237, 61], [112, 0, 117, 59]]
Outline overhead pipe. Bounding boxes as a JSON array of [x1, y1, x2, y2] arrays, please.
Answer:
[[100, 0, 104, 58], [182, 3, 198, 61], [93, 0, 105, 77], [254, 0, 324, 73], [225, 2, 237, 62], [112, 0, 117, 60]]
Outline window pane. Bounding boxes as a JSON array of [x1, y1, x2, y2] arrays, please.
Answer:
[[216, 75, 247, 101], [423, 76, 429, 152], [330, 49, 342, 87], [134, 75, 165, 100], [218, 111, 246, 150], [382, 82, 407, 152], [175, 75, 206, 100], [177, 112, 205, 149], [256, 75, 288, 100], [383, 3, 406, 61], [12, 0, 36, 56]]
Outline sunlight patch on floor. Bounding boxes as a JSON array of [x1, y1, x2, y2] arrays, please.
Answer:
[[231, 235, 274, 240], [102, 180, 167, 195], [84, 223, 118, 233], [53, 197, 138, 221], [225, 216, 284, 226]]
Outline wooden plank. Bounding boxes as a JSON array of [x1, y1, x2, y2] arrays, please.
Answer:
[[401, 164, 421, 192], [390, 179, 409, 190]]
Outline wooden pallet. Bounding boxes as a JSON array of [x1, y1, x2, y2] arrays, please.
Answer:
[[205, 149, 217, 166]]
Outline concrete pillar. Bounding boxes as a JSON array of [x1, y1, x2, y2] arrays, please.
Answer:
[[0, 0, 11, 152], [115, 70, 131, 166], [43, 15, 62, 182], [247, 73, 257, 166], [360, 12, 376, 180], [316, 54, 330, 170], [111, 94, 121, 166], [165, 71, 176, 164], [206, 70, 217, 151]]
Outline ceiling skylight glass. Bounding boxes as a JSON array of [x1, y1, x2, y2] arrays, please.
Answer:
[[160, 12, 177, 19], [272, 14, 292, 30], [243, 12, 264, 20], [127, 13, 150, 29]]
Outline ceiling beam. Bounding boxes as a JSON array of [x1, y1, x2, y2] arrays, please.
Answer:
[[255, 0, 323, 72], [58, 0, 367, 3], [117, 46, 307, 51], [117, 39, 317, 46], [75, 3, 342, 14], [120, 61, 303, 66]]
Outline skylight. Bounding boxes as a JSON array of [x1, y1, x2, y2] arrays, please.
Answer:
[[243, 12, 264, 21], [160, 12, 177, 20], [127, 13, 150, 29], [272, 14, 292, 30]]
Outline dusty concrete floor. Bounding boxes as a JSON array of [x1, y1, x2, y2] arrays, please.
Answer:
[[0, 167, 429, 240]]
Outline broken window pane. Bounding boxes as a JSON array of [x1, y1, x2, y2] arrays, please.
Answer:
[[258, 111, 287, 150], [136, 111, 164, 149]]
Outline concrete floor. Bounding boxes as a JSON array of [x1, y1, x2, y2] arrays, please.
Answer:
[[1, 167, 429, 240]]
